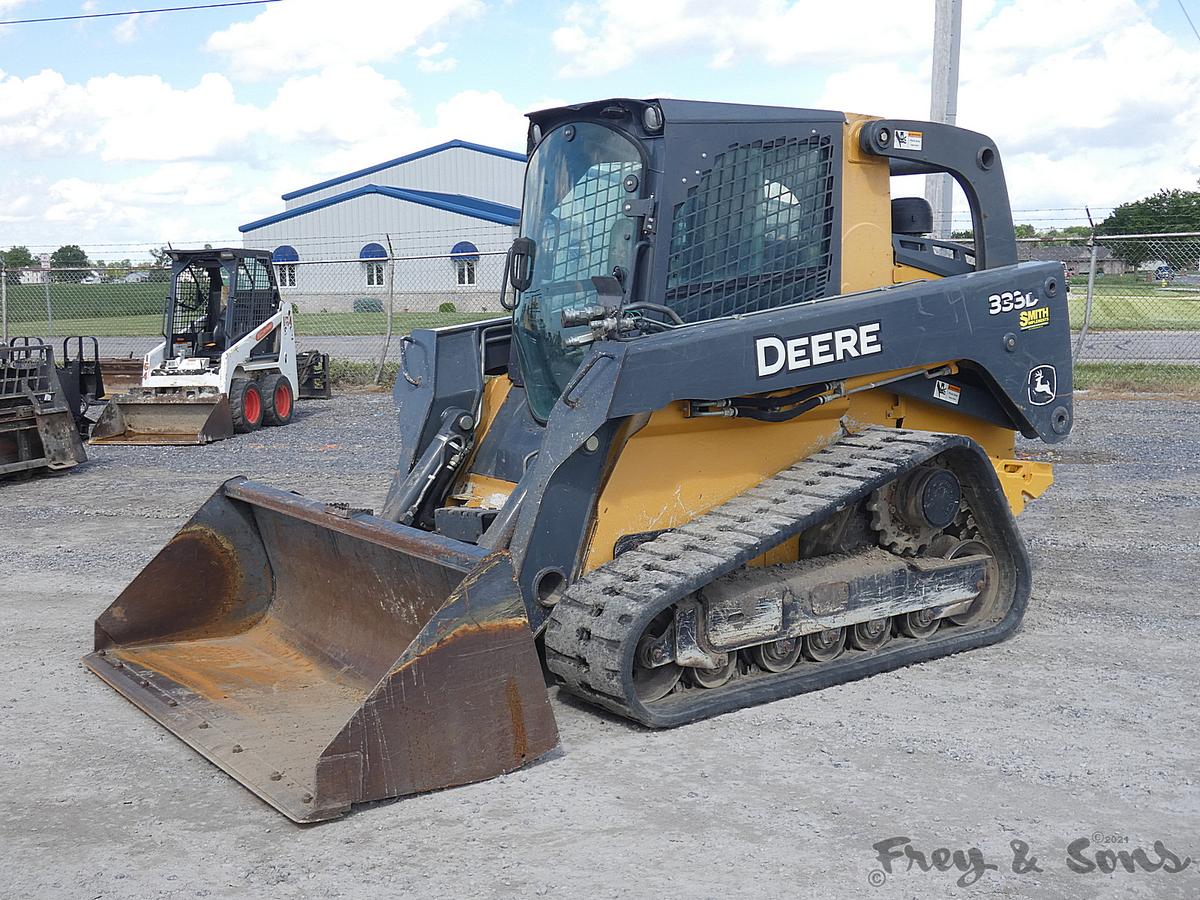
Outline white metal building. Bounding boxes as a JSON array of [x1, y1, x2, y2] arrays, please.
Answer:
[[239, 140, 526, 312]]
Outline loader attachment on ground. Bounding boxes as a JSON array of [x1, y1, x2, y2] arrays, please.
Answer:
[[82, 478, 558, 823], [0, 342, 86, 477], [89, 390, 235, 445]]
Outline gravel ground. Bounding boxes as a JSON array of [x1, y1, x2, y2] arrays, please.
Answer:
[[1, 392, 1198, 899]]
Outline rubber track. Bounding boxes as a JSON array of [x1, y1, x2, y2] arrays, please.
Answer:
[[543, 426, 1029, 727]]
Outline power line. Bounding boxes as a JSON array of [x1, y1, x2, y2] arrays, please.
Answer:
[[1178, 0, 1200, 43], [0, 0, 281, 27]]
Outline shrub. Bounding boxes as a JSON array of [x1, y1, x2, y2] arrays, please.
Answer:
[[437, 301, 457, 313], [352, 297, 383, 313]]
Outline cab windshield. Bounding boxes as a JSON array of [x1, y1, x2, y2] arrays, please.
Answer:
[[512, 122, 642, 421]]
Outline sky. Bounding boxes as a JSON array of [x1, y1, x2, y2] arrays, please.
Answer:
[[1, 0, 1199, 260]]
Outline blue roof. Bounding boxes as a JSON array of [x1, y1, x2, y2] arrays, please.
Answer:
[[239, 184, 520, 233], [272, 244, 299, 262], [281, 139, 526, 202]]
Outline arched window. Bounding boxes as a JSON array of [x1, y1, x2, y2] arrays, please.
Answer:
[[272, 245, 299, 287], [450, 240, 478, 287], [360, 242, 387, 287]]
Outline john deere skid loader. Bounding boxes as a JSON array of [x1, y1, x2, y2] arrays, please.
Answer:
[[86, 99, 1072, 822], [90, 248, 330, 445]]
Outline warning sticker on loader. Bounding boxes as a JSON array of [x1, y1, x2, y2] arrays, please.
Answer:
[[894, 129, 924, 151], [933, 380, 961, 405]]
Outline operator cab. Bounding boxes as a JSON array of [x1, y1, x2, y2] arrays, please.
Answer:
[[502, 99, 1017, 423], [165, 249, 282, 364]]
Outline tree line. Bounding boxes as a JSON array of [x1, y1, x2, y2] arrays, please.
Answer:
[[1, 245, 172, 284], [951, 185, 1200, 269]]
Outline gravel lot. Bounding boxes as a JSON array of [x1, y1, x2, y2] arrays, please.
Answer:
[[1, 392, 1198, 899]]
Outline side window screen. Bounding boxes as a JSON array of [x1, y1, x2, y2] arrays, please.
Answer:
[[667, 135, 835, 322], [232, 258, 277, 345], [541, 160, 639, 285]]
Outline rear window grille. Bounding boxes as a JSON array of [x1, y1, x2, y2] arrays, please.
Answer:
[[232, 259, 276, 343], [666, 135, 835, 323]]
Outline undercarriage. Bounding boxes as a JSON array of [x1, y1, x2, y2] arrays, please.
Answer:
[[545, 427, 1027, 726]]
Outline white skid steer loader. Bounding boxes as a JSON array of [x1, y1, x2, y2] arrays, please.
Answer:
[[91, 248, 330, 445]]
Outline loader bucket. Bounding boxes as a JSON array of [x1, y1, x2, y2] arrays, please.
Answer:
[[82, 479, 558, 822], [89, 392, 235, 445]]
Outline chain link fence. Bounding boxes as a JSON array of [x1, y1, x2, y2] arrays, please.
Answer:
[[0, 251, 509, 377], [1018, 233, 1200, 390], [3, 236, 1198, 389]]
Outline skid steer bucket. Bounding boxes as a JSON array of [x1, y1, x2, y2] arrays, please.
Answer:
[[89, 391, 235, 445], [82, 479, 558, 822]]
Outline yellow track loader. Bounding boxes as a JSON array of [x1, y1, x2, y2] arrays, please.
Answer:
[[86, 99, 1071, 822]]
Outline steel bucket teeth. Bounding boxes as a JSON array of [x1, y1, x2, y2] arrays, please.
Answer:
[[82, 478, 558, 822]]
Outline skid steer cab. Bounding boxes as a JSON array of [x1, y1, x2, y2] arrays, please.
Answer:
[[90, 248, 330, 445]]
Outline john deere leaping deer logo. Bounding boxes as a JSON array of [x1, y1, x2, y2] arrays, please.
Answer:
[[1028, 365, 1057, 406]]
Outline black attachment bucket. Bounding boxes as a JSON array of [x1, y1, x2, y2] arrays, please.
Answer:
[[82, 479, 558, 822]]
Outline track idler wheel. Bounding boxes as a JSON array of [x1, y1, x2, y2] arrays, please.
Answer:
[[946, 539, 1002, 627], [632, 611, 682, 702], [898, 607, 940, 639], [804, 627, 846, 662], [849, 617, 893, 652], [752, 637, 802, 673]]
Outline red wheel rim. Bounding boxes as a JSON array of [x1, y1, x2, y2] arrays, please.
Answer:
[[274, 381, 292, 418], [244, 385, 262, 424]]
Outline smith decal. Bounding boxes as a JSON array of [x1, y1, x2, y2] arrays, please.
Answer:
[[755, 322, 883, 377], [1020, 307, 1051, 330]]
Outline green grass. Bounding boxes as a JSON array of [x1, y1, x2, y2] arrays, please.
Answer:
[[4, 310, 496, 339], [1074, 362, 1200, 393], [4, 281, 167, 320], [7, 276, 1199, 337], [6, 314, 163, 338], [1068, 282, 1200, 330]]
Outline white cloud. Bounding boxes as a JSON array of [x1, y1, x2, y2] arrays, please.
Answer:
[[112, 14, 140, 43], [305, 84, 528, 178], [264, 65, 420, 146], [205, 0, 481, 79], [0, 57, 536, 248], [0, 69, 88, 154], [37, 163, 240, 241], [415, 42, 448, 58], [552, 0, 932, 78], [813, 0, 1200, 215], [418, 57, 458, 73], [0, 69, 256, 162]]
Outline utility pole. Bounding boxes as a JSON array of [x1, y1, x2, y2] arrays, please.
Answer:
[[926, 0, 962, 239]]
